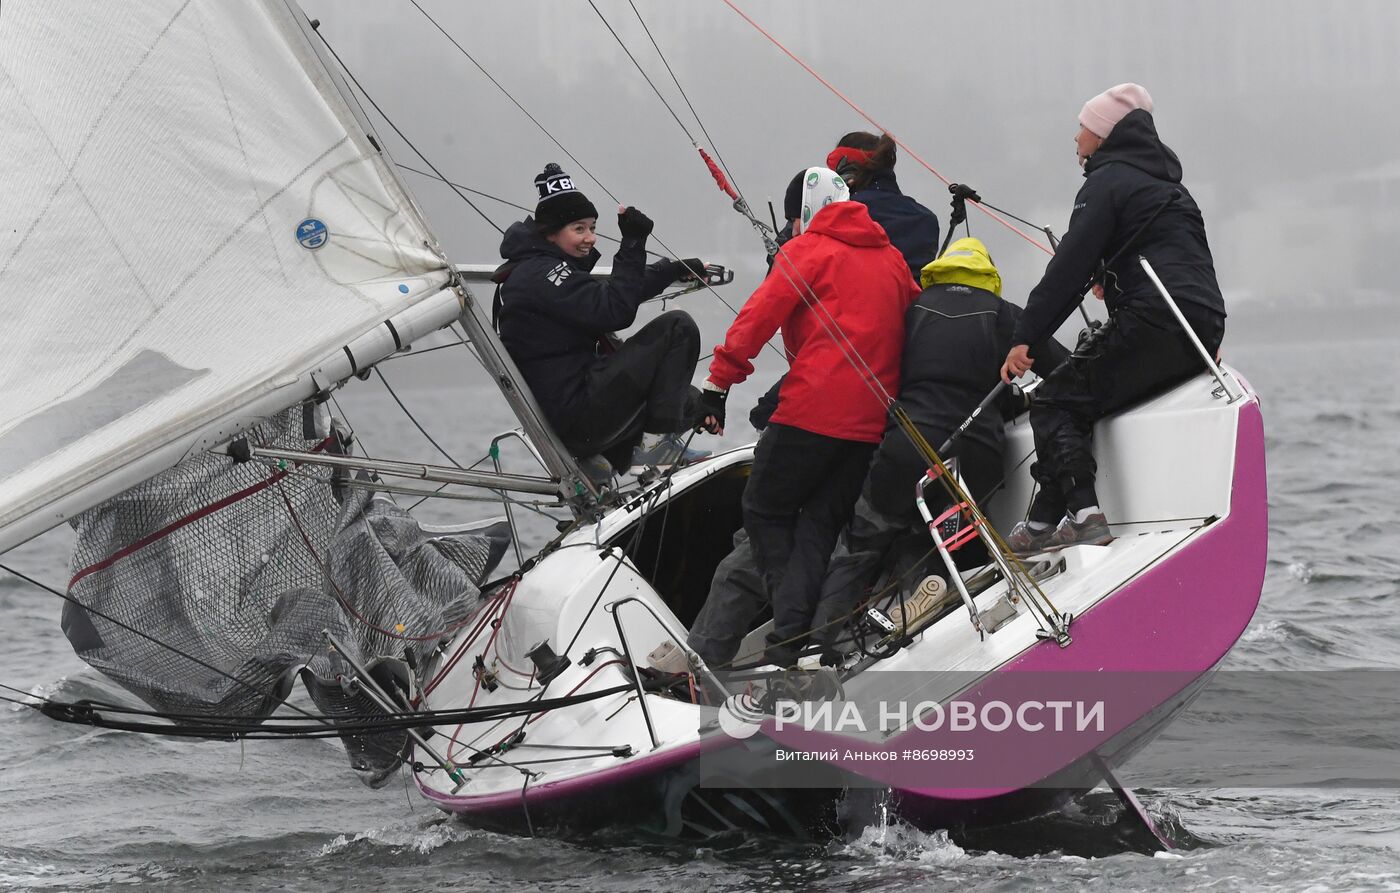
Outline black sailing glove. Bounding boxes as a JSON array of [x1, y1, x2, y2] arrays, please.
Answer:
[[694, 387, 727, 434], [617, 206, 654, 239], [674, 257, 706, 282]]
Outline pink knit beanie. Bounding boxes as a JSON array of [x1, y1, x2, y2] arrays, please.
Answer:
[[1078, 83, 1154, 138]]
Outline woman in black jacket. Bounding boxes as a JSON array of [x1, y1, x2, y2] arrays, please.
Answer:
[[495, 164, 708, 479], [1000, 84, 1226, 554]]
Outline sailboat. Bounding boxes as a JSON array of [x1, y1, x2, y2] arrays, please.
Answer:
[[0, 0, 1265, 844]]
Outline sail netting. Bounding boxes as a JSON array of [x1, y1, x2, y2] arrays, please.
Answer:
[[64, 406, 510, 785], [0, 0, 456, 551]]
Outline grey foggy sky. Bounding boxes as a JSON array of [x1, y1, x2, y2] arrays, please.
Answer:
[[299, 0, 1400, 314]]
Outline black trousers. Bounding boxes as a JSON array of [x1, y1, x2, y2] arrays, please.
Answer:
[[742, 423, 875, 656], [1027, 304, 1225, 523], [687, 528, 765, 667], [810, 431, 1002, 648], [558, 310, 700, 468]]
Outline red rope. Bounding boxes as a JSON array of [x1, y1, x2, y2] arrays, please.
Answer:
[[720, 0, 1054, 257], [69, 437, 335, 590], [423, 578, 518, 696], [699, 146, 738, 200]]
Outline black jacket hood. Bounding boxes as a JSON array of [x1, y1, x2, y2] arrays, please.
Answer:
[[1085, 109, 1182, 183], [496, 217, 601, 280]]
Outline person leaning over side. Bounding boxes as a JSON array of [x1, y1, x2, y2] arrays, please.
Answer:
[[1000, 84, 1227, 554], [808, 238, 1069, 660], [494, 163, 711, 485], [695, 167, 921, 668]]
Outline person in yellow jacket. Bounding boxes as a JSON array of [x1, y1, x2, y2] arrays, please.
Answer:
[[806, 238, 1069, 661]]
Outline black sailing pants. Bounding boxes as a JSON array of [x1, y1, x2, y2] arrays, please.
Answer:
[[742, 423, 874, 658], [1027, 303, 1225, 523], [810, 430, 1002, 648], [558, 310, 700, 469]]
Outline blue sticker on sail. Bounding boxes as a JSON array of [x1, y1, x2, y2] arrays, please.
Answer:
[[398, 284, 410, 294], [296, 218, 328, 250]]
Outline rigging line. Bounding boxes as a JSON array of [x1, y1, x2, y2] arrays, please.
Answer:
[[769, 240, 1053, 625], [404, 0, 765, 367], [490, 478, 672, 747], [329, 391, 370, 457], [403, 1, 776, 368], [313, 26, 505, 235], [278, 485, 482, 643], [405, 0, 620, 205], [719, 0, 1053, 258], [407, 481, 451, 512], [301, 471, 563, 508], [374, 367, 465, 469], [27, 685, 637, 739], [397, 163, 667, 259], [396, 163, 533, 214], [377, 339, 470, 363], [325, 24, 391, 166], [975, 197, 1050, 234], [769, 240, 1056, 624], [586, 0, 697, 145], [0, 562, 339, 729], [766, 244, 897, 409], [625, 0, 742, 198], [763, 239, 1060, 624]]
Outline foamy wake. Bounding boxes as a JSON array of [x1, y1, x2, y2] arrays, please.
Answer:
[[318, 818, 488, 857]]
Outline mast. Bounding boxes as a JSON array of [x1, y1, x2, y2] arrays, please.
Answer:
[[452, 272, 603, 509]]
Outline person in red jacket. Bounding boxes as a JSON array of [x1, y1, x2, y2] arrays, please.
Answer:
[[695, 167, 920, 666]]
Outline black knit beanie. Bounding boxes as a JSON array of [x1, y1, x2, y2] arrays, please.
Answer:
[[534, 163, 598, 229]]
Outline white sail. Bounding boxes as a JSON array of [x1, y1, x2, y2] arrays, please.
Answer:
[[0, 0, 460, 552]]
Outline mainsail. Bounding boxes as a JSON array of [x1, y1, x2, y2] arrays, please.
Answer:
[[0, 0, 463, 552], [1, 0, 513, 783]]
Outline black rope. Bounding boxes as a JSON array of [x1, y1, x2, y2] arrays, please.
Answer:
[[396, 163, 668, 259], [480, 472, 679, 753], [3, 676, 634, 740], [586, 0, 697, 145], [624, 0, 745, 201], [406, 0, 620, 205], [0, 563, 338, 729], [402, 0, 782, 367], [974, 197, 1049, 235], [377, 339, 471, 363], [374, 367, 466, 469], [395, 163, 533, 214], [313, 26, 504, 234]]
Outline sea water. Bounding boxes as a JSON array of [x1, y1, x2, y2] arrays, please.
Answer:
[[4, 305, 1400, 891]]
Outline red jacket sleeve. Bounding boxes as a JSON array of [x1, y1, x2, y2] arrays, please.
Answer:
[[707, 246, 810, 390]]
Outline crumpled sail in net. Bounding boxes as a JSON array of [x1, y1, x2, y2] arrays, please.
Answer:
[[63, 407, 509, 785]]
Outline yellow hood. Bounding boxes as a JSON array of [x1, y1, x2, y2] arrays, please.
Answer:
[[919, 237, 1002, 296]]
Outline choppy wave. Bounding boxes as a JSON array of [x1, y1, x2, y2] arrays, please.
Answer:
[[2, 339, 1400, 890]]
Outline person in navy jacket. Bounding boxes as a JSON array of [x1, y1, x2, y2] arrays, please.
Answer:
[[495, 164, 707, 477], [828, 131, 940, 281]]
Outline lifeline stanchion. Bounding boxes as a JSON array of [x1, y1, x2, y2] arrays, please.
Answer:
[[1138, 257, 1240, 402]]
